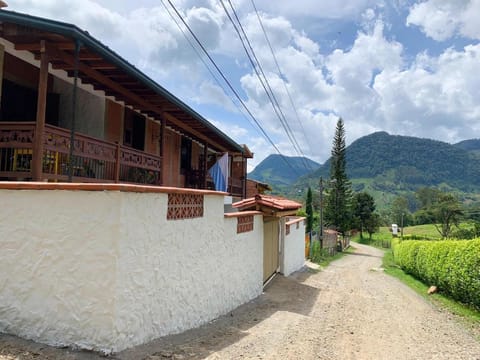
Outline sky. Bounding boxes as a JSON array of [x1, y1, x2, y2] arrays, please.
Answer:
[[5, 0, 480, 171]]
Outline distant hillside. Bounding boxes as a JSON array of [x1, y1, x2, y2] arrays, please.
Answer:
[[248, 154, 320, 186], [454, 139, 480, 151], [454, 139, 480, 159], [292, 132, 480, 208]]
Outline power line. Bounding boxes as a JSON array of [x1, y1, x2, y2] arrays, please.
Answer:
[[250, 0, 315, 170], [163, 0, 299, 174], [222, 0, 312, 172], [160, 0, 255, 135]]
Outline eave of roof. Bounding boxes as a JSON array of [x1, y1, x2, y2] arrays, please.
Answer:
[[0, 9, 244, 154]]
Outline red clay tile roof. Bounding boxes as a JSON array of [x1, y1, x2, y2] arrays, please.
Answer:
[[233, 194, 302, 211]]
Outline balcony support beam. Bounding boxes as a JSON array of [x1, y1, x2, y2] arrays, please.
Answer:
[[32, 40, 49, 181]]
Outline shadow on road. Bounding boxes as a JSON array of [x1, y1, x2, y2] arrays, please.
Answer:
[[0, 271, 321, 360], [117, 273, 321, 360]]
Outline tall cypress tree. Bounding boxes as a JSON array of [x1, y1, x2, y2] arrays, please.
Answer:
[[306, 187, 313, 233], [324, 118, 352, 235]]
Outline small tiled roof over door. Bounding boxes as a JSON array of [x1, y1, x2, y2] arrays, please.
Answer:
[[233, 194, 302, 215]]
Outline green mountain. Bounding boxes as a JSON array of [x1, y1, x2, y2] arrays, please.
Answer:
[[292, 132, 480, 208], [248, 154, 320, 186], [454, 139, 480, 159], [454, 138, 480, 151]]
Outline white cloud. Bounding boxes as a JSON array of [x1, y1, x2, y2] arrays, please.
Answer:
[[252, 0, 378, 20], [185, 6, 223, 50], [407, 0, 480, 41], [192, 81, 237, 112], [215, 12, 409, 164], [7, 0, 124, 40], [209, 119, 249, 139], [374, 44, 480, 142]]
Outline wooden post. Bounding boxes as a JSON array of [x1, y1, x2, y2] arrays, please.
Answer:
[[114, 142, 121, 183], [203, 142, 208, 188], [242, 155, 246, 199], [68, 40, 80, 182], [159, 115, 165, 185], [0, 44, 5, 105], [32, 40, 49, 181]]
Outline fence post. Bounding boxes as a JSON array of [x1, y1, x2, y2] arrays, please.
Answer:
[[309, 231, 313, 259], [114, 142, 121, 183]]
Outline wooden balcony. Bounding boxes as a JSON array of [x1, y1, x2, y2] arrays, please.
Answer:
[[186, 169, 244, 198], [0, 122, 161, 185], [228, 177, 244, 198]]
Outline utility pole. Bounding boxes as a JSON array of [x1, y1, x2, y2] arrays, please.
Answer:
[[401, 212, 404, 240], [319, 177, 323, 245]]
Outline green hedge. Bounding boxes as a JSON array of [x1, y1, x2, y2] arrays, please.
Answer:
[[393, 239, 480, 309]]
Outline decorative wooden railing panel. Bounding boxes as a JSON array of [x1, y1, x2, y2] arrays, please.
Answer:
[[0, 122, 245, 194], [119, 146, 161, 185], [0, 122, 161, 185], [0, 122, 35, 179], [43, 124, 118, 182]]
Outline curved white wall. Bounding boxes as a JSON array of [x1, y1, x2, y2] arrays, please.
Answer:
[[0, 186, 263, 353]]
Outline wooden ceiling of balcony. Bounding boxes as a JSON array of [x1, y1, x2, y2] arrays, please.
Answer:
[[0, 19, 242, 154]]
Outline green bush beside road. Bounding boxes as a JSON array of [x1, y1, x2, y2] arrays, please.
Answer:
[[393, 239, 480, 309]]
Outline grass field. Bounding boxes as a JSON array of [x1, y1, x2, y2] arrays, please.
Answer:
[[353, 222, 476, 244], [401, 223, 441, 239], [354, 228, 392, 248]]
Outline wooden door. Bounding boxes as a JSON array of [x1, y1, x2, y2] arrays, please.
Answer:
[[263, 219, 279, 283]]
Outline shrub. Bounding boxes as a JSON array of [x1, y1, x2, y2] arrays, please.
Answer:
[[393, 239, 480, 309]]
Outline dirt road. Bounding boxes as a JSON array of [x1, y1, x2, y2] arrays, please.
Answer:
[[1, 243, 479, 359]]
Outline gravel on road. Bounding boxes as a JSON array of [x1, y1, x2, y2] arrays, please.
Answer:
[[1, 242, 479, 359]]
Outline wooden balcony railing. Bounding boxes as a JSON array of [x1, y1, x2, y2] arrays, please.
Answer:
[[229, 177, 244, 198], [0, 122, 161, 185]]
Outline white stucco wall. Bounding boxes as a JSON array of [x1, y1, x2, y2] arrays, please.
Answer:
[[113, 197, 263, 349], [282, 217, 306, 276], [0, 190, 120, 350], [0, 187, 263, 353]]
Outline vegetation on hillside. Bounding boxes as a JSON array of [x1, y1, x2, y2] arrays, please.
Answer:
[[248, 154, 320, 187], [290, 132, 480, 211]]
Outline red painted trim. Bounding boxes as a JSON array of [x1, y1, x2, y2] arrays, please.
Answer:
[[286, 217, 306, 226], [224, 210, 262, 218], [0, 181, 227, 195]]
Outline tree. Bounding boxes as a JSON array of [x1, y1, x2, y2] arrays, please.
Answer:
[[431, 193, 463, 239], [324, 118, 352, 235], [305, 187, 313, 233], [352, 192, 376, 239], [365, 213, 381, 240], [391, 196, 410, 226], [416, 187, 442, 210]]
